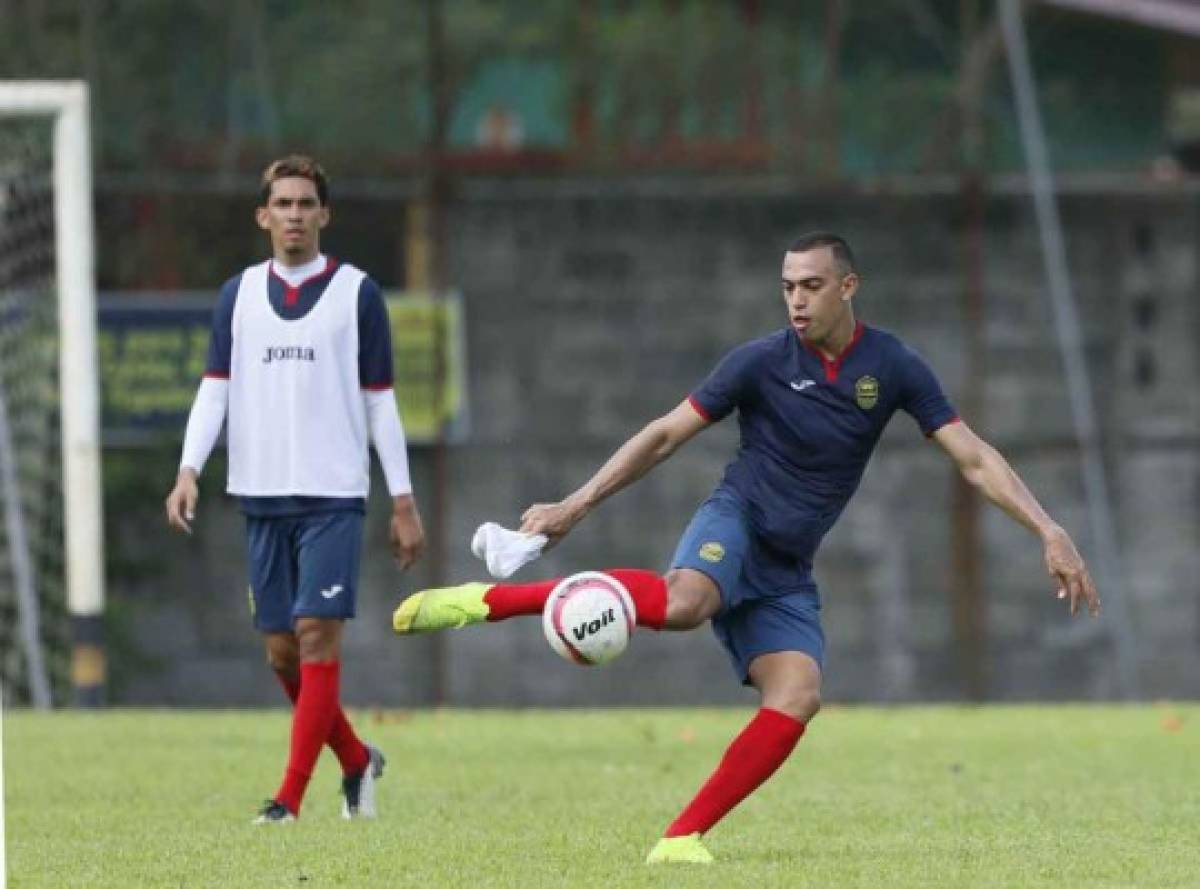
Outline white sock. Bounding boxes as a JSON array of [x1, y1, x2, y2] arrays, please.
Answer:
[[470, 522, 548, 579]]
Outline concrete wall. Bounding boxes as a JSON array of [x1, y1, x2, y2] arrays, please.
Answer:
[[114, 180, 1200, 706]]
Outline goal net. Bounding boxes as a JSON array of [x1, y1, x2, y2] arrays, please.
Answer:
[[0, 82, 103, 708]]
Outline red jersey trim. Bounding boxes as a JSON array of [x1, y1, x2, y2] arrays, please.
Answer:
[[203, 371, 230, 380], [924, 416, 961, 439], [270, 256, 338, 307], [803, 320, 865, 383], [687, 394, 712, 422], [362, 383, 393, 392]]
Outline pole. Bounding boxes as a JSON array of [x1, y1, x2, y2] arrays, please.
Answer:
[[423, 0, 451, 707], [1000, 0, 1139, 697], [0, 82, 106, 707]]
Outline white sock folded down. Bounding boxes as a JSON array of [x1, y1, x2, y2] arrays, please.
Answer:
[[470, 522, 548, 579]]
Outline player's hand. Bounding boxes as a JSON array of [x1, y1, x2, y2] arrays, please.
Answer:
[[520, 498, 586, 548], [164, 469, 199, 535], [390, 494, 426, 570], [1043, 525, 1099, 617]]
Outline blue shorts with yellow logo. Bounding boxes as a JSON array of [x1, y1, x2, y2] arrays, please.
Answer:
[[670, 493, 824, 683], [245, 510, 362, 633]]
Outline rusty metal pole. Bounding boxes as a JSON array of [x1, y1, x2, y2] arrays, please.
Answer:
[[421, 0, 451, 707]]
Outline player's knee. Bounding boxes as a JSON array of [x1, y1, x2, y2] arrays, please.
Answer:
[[664, 571, 720, 629], [665, 599, 703, 629], [769, 686, 821, 722], [267, 649, 298, 676], [295, 618, 342, 661], [664, 594, 709, 629], [264, 636, 299, 676]]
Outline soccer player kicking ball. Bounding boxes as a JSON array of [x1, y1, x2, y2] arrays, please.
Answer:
[[166, 156, 425, 823], [393, 232, 1099, 862]]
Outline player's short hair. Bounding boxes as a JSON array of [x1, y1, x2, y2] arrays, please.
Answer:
[[259, 155, 329, 206], [787, 232, 856, 276]]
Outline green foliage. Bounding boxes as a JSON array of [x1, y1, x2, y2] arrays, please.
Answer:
[[0, 0, 1170, 175], [6, 706, 1200, 886]]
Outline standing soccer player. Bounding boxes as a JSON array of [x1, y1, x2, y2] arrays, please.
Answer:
[[392, 232, 1099, 862], [165, 155, 425, 823]]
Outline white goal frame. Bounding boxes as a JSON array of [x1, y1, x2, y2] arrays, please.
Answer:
[[0, 81, 104, 707]]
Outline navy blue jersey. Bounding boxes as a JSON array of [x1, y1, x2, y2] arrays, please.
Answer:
[[204, 259, 393, 517], [688, 322, 957, 571]]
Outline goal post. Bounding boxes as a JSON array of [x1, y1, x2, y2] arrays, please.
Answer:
[[0, 81, 104, 707]]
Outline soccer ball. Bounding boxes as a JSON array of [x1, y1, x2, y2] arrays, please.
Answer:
[[542, 571, 636, 666]]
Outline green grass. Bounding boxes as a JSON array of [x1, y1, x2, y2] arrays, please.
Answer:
[[5, 705, 1199, 887]]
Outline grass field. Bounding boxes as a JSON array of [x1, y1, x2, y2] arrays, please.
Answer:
[[5, 705, 1199, 888]]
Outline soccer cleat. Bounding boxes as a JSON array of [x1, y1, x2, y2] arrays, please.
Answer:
[[645, 833, 714, 865], [252, 799, 296, 824], [341, 743, 386, 820], [392, 582, 492, 634]]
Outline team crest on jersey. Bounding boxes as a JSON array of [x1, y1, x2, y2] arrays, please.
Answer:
[[699, 542, 725, 563], [855, 375, 880, 410]]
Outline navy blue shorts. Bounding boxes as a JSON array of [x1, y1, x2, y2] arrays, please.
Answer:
[[245, 510, 363, 633], [670, 494, 824, 683]]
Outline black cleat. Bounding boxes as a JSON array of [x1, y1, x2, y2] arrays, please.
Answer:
[[341, 744, 386, 819], [252, 799, 296, 824]]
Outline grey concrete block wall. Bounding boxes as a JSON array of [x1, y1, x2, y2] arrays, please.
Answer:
[[112, 180, 1200, 706]]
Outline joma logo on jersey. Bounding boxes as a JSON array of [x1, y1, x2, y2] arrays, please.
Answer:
[[262, 346, 316, 364], [572, 608, 616, 641]]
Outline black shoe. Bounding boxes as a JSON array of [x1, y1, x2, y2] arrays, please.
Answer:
[[253, 799, 296, 824], [341, 744, 386, 819]]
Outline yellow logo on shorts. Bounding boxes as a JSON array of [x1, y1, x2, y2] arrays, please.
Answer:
[[855, 375, 880, 410], [699, 542, 725, 563], [247, 585, 256, 617]]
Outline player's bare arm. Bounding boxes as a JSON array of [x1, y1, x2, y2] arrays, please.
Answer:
[[164, 467, 199, 535], [932, 421, 1099, 617], [390, 493, 426, 570], [520, 399, 709, 545]]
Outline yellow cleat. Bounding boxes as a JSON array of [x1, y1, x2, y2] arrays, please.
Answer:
[[392, 583, 493, 634], [645, 833, 714, 865]]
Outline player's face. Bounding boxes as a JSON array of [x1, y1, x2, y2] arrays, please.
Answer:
[[255, 176, 329, 264], [781, 248, 858, 344]]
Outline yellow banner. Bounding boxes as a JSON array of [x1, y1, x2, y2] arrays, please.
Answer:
[[387, 292, 467, 443], [94, 295, 466, 445]]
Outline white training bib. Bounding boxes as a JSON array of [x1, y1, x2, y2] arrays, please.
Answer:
[[226, 260, 371, 497]]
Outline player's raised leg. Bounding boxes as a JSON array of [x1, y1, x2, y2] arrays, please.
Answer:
[[392, 567, 721, 634], [646, 650, 819, 864]]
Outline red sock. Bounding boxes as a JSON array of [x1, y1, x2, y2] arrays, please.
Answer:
[[274, 672, 369, 777], [664, 708, 805, 837], [483, 568, 667, 629], [274, 661, 341, 815]]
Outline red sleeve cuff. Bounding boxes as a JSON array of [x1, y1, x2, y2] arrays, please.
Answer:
[[924, 415, 961, 439], [687, 394, 712, 422]]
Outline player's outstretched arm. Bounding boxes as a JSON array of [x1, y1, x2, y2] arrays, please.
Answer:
[[931, 421, 1099, 617], [520, 399, 709, 546]]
